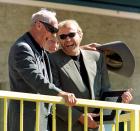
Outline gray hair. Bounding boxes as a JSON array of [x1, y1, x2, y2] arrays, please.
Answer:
[[31, 8, 56, 25]]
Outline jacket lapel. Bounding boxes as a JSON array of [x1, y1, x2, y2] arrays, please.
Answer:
[[44, 51, 53, 82], [23, 33, 52, 82], [61, 54, 88, 93], [81, 50, 97, 99]]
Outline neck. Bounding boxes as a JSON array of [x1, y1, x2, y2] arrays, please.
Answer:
[[29, 30, 43, 48], [63, 48, 80, 56]]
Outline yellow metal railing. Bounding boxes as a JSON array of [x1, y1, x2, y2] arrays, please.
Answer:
[[0, 90, 140, 131]]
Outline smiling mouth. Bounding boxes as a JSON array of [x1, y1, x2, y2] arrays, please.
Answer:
[[65, 44, 75, 48]]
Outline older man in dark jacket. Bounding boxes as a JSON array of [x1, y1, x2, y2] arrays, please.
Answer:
[[8, 9, 76, 131]]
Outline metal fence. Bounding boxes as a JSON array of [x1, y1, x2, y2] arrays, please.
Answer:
[[0, 90, 140, 131]]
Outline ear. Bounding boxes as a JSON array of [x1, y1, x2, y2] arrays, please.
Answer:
[[78, 31, 83, 39], [78, 32, 83, 43], [36, 21, 42, 30]]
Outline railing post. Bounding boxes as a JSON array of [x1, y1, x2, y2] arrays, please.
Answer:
[[130, 110, 139, 131], [115, 110, 120, 131], [112, 124, 115, 131], [4, 98, 7, 131], [84, 106, 88, 131], [139, 111, 140, 131], [68, 107, 72, 131], [36, 101, 40, 131], [124, 121, 128, 131], [52, 104, 56, 131], [20, 100, 23, 131], [99, 108, 103, 131]]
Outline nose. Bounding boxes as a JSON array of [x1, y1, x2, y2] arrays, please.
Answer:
[[65, 36, 71, 41]]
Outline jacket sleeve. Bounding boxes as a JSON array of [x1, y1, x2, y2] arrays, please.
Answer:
[[12, 42, 61, 95]]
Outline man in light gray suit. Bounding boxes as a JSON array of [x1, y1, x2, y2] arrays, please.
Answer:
[[8, 9, 76, 131], [49, 20, 133, 131]]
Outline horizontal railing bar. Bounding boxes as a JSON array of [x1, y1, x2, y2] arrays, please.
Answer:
[[0, 90, 64, 103], [0, 90, 140, 111], [77, 99, 139, 111]]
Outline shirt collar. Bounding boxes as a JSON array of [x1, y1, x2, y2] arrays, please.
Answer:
[[70, 51, 81, 61]]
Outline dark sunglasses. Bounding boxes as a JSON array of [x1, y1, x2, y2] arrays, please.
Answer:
[[40, 21, 59, 34], [59, 32, 76, 40]]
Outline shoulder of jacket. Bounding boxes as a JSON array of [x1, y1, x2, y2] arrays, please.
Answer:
[[11, 40, 33, 57], [81, 49, 101, 61]]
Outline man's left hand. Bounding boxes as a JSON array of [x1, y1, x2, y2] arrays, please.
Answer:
[[121, 89, 133, 103]]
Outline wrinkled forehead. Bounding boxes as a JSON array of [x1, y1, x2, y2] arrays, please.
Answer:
[[58, 23, 77, 34]]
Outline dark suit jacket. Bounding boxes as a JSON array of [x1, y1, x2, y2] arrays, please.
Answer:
[[8, 32, 61, 131], [49, 49, 110, 131]]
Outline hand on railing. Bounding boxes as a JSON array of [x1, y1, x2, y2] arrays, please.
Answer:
[[78, 113, 99, 129], [121, 88, 134, 103], [58, 91, 77, 106]]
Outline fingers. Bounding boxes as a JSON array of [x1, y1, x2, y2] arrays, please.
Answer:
[[81, 43, 101, 51], [122, 91, 133, 103], [58, 91, 77, 106], [89, 113, 100, 117], [89, 43, 101, 47], [87, 114, 99, 128], [78, 113, 99, 129], [66, 93, 77, 106]]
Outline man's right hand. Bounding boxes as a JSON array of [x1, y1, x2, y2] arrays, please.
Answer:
[[80, 43, 101, 51], [58, 91, 77, 106], [78, 113, 99, 129]]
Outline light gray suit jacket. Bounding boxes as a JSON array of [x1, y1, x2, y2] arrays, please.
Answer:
[[8, 32, 61, 131], [49, 49, 110, 131]]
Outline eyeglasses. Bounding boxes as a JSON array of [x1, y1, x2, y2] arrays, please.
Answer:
[[59, 32, 76, 40], [40, 21, 59, 34]]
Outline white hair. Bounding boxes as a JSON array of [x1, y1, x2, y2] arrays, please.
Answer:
[[31, 8, 56, 24]]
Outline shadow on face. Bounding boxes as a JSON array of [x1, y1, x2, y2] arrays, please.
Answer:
[[44, 39, 59, 53]]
